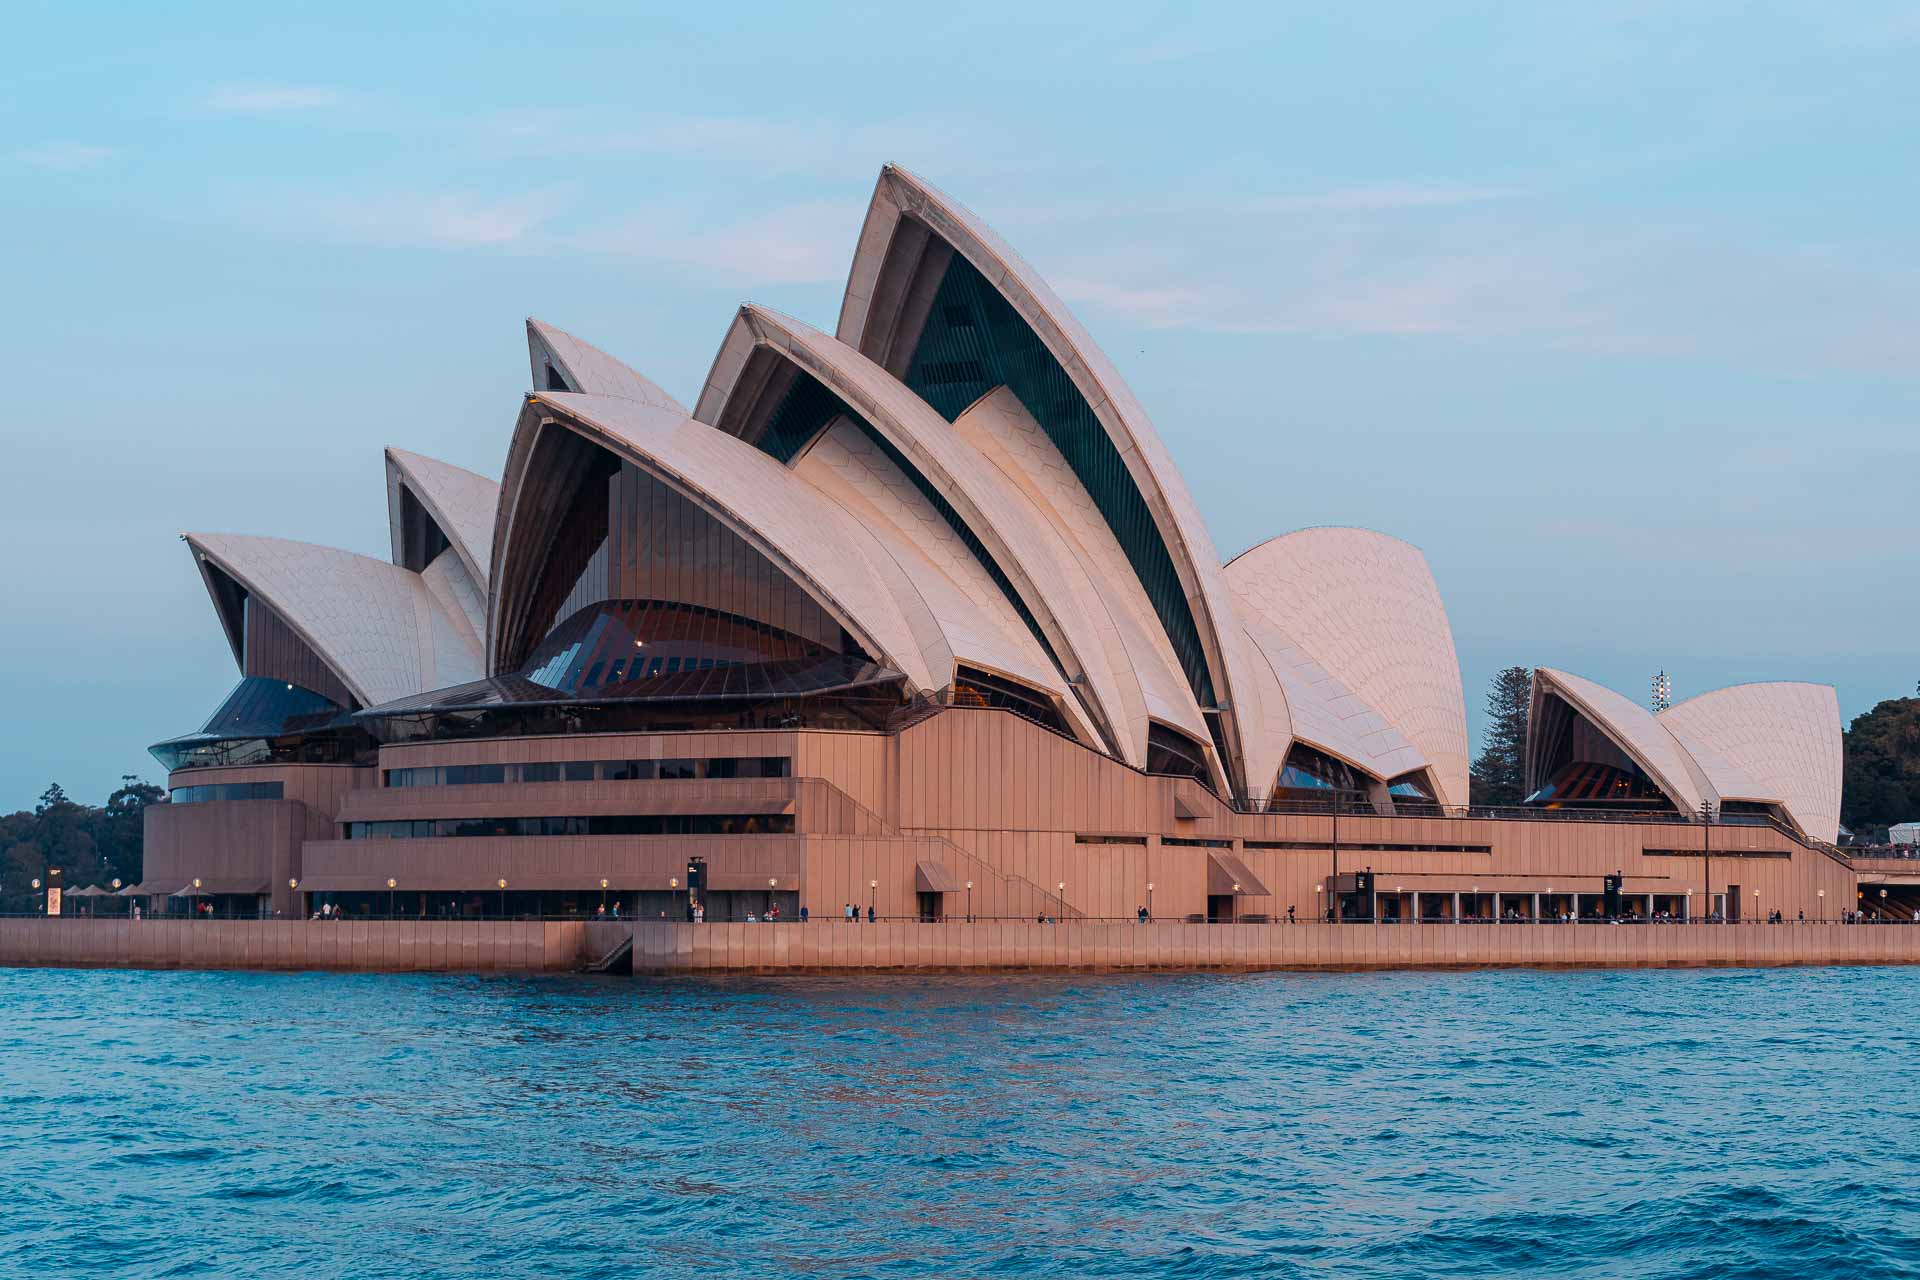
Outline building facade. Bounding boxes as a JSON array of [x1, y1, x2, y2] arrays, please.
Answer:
[[141, 165, 1860, 927]]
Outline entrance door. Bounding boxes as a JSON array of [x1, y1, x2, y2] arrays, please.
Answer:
[[1207, 894, 1235, 923], [917, 891, 941, 922], [1726, 884, 1741, 923]]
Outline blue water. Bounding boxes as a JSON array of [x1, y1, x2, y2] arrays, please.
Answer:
[[3, 967, 1917, 1279]]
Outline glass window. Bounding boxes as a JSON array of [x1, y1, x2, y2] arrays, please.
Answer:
[[659, 759, 696, 780], [563, 761, 596, 782], [519, 762, 561, 784]]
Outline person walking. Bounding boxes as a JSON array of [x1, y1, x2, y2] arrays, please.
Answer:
[[799, 904, 809, 923], [867, 904, 876, 923]]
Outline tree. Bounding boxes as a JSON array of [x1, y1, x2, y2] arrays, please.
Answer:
[[0, 777, 166, 910], [1470, 666, 1533, 807], [99, 775, 166, 888], [1840, 697, 1920, 841]]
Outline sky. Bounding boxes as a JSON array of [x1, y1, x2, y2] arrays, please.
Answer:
[[2, 1, 1916, 810]]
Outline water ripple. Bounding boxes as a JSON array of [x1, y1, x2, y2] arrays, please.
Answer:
[[1, 966, 1917, 1278]]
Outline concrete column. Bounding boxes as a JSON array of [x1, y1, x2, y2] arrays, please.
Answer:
[[1451, 892, 1461, 923], [1530, 893, 1540, 921]]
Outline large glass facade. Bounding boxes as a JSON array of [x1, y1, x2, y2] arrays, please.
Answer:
[[150, 676, 360, 772], [1524, 690, 1677, 812], [524, 600, 834, 696]]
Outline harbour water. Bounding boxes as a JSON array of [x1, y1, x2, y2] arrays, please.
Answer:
[[3, 965, 1917, 1278]]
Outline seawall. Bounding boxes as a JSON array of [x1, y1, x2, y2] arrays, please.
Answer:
[[5, 918, 1920, 974], [0, 918, 604, 974]]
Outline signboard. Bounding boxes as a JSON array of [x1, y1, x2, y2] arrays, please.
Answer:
[[46, 886, 62, 917]]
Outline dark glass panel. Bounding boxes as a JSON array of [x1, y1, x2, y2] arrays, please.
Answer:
[[899, 250, 1216, 716], [1144, 723, 1211, 783], [951, 666, 1072, 738], [754, 370, 853, 463]]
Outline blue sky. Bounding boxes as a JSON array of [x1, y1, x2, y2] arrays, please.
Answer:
[[2, 1, 1916, 809]]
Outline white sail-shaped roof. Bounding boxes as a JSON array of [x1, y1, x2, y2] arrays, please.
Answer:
[[1659, 683, 1842, 843], [526, 318, 687, 411], [1226, 529, 1469, 805], [1233, 598, 1425, 788], [493, 391, 938, 693], [952, 387, 1214, 754], [385, 448, 499, 586], [829, 164, 1270, 796], [696, 304, 1160, 769], [185, 532, 483, 707], [1531, 668, 1708, 817], [790, 417, 1096, 743]]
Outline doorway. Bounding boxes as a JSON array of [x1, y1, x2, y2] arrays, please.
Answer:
[[1726, 884, 1741, 922]]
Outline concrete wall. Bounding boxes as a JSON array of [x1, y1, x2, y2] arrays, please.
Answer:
[[0, 919, 600, 973], [6, 919, 1918, 975], [628, 920, 1920, 972]]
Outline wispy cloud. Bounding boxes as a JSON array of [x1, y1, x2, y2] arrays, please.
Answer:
[[1241, 184, 1520, 213], [14, 143, 114, 171], [481, 111, 1015, 182], [1033, 191, 1920, 375], [203, 84, 347, 114], [308, 188, 568, 249], [567, 199, 862, 287]]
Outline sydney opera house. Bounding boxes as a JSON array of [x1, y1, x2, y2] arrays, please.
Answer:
[[141, 165, 1858, 926]]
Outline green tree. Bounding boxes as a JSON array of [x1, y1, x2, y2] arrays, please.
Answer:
[[0, 777, 165, 909], [98, 775, 166, 887], [1470, 666, 1533, 807], [1840, 697, 1920, 841]]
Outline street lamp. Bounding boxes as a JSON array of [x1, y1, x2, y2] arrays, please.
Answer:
[[31, 877, 40, 916], [497, 878, 508, 918], [601, 878, 610, 914], [1818, 888, 1826, 920], [1314, 883, 1324, 921], [1146, 881, 1155, 920], [768, 877, 778, 918], [965, 879, 974, 922], [670, 876, 681, 922], [193, 877, 202, 920], [387, 877, 397, 919], [1057, 882, 1066, 922], [869, 878, 878, 919]]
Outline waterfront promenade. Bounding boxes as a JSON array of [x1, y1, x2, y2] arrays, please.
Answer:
[[5, 917, 1920, 975]]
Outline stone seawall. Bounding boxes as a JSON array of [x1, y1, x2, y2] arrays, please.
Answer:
[[6, 918, 1920, 975], [0, 918, 605, 974], [628, 920, 1920, 972]]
